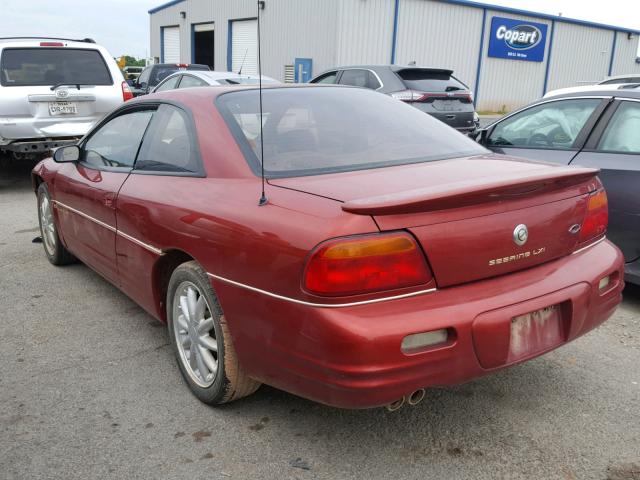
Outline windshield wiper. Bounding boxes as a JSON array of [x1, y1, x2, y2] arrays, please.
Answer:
[[50, 83, 93, 91]]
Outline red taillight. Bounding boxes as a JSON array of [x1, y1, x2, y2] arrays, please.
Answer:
[[579, 189, 608, 244], [177, 63, 188, 68], [303, 232, 433, 296], [121, 81, 133, 101], [40, 42, 64, 47]]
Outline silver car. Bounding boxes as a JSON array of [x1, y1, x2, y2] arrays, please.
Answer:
[[0, 37, 130, 160], [152, 70, 279, 93]]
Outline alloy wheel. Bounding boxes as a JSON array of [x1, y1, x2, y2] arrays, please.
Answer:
[[39, 195, 56, 256], [172, 281, 219, 388]]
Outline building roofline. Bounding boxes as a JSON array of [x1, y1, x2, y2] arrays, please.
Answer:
[[148, 0, 185, 15], [436, 0, 640, 35], [147, 0, 640, 35]]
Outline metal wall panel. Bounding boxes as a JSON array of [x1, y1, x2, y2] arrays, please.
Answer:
[[477, 10, 551, 112], [334, 0, 394, 66], [150, 2, 186, 61], [611, 32, 640, 76], [395, 0, 483, 91], [546, 22, 612, 91]]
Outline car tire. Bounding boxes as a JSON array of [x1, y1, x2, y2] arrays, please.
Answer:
[[167, 261, 261, 405], [37, 183, 76, 266]]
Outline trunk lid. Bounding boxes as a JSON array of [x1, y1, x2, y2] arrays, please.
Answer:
[[270, 154, 600, 287]]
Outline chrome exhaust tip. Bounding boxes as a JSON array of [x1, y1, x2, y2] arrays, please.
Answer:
[[385, 397, 405, 412], [407, 388, 426, 406]]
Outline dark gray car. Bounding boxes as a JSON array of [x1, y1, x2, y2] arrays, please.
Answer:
[[310, 65, 479, 134], [476, 85, 640, 284]]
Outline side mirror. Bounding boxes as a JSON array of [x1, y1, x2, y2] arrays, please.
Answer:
[[140, 82, 148, 92], [53, 145, 80, 163]]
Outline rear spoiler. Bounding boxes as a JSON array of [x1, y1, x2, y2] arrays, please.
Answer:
[[342, 166, 600, 216]]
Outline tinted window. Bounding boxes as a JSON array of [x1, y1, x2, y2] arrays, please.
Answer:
[[0, 48, 112, 87], [155, 75, 181, 92], [178, 75, 207, 88], [597, 101, 640, 154], [396, 69, 467, 92], [138, 67, 151, 85], [135, 105, 199, 173], [487, 99, 601, 150], [84, 110, 154, 168], [312, 71, 338, 84], [339, 69, 380, 89], [217, 87, 486, 178], [150, 66, 180, 86]]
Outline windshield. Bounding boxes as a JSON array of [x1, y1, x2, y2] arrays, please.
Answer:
[[0, 48, 112, 87], [216, 87, 487, 178]]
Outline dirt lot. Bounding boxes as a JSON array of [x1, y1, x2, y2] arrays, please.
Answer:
[[1, 161, 639, 480]]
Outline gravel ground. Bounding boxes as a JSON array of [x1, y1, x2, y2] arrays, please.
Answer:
[[1, 160, 639, 480]]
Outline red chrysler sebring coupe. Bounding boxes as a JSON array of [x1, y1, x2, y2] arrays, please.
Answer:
[[32, 85, 624, 409]]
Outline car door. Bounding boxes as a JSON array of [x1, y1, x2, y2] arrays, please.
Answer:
[[482, 97, 609, 164], [115, 103, 204, 316], [54, 106, 155, 283], [570, 99, 640, 263]]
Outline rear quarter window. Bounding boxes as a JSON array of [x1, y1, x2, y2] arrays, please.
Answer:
[[0, 48, 112, 87]]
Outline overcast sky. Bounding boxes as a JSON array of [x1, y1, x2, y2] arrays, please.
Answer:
[[3, 0, 640, 59]]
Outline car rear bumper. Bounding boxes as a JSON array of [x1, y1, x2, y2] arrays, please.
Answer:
[[213, 239, 624, 409], [1, 137, 79, 153], [624, 256, 640, 285]]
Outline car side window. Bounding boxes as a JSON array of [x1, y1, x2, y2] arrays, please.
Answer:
[[137, 67, 151, 85], [135, 105, 200, 173], [339, 69, 375, 89], [597, 101, 640, 154], [311, 71, 338, 84], [486, 99, 601, 150], [155, 75, 181, 92], [83, 110, 154, 168], [178, 75, 207, 88]]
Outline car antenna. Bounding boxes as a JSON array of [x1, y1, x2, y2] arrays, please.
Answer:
[[257, 0, 268, 206], [238, 48, 248, 74]]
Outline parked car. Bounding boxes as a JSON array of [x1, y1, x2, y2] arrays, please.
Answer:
[[598, 74, 640, 85], [0, 37, 131, 160], [152, 70, 278, 92], [32, 85, 623, 409], [310, 65, 480, 134], [476, 85, 640, 284], [132, 63, 210, 96]]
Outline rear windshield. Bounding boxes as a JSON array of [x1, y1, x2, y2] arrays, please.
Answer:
[[216, 87, 486, 178], [0, 48, 112, 87], [218, 78, 278, 85], [396, 69, 467, 92], [150, 65, 209, 85]]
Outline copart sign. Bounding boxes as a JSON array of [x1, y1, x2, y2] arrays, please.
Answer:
[[488, 16, 548, 62]]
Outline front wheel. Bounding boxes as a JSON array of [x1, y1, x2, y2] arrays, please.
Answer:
[[37, 183, 75, 266], [167, 261, 261, 405]]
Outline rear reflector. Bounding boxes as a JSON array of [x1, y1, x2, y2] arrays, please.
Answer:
[[40, 42, 64, 47], [121, 81, 134, 102], [401, 329, 448, 353], [579, 189, 608, 244], [303, 232, 432, 296]]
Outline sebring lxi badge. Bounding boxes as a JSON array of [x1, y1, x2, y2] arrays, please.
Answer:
[[513, 224, 528, 246], [488, 224, 546, 266]]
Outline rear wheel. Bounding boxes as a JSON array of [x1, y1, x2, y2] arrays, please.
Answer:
[[167, 261, 260, 405], [37, 183, 75, 265]]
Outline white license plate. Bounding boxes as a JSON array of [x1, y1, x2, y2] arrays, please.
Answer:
[[48, 102, 78, 116]]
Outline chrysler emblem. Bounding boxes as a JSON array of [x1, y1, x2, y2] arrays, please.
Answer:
[[55, 89, 69, 99], [513, 224, 528, 246]]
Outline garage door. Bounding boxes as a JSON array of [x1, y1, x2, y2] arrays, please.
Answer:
[[231, 19, 257, 75], [162, 26, 180, 63]]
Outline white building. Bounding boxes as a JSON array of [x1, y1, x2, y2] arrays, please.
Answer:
[[149, 0, 640, 111]]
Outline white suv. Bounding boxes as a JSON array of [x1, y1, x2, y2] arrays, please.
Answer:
[[0, 37, 132, 160]]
